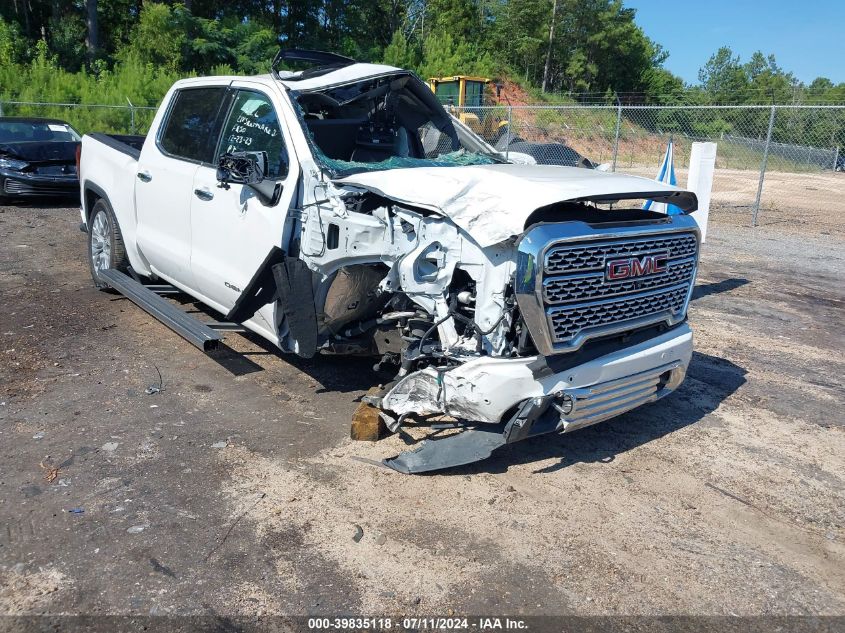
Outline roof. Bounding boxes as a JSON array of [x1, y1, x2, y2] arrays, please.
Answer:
[[274, 62, 403, 91], [167, 63, 405, 93]]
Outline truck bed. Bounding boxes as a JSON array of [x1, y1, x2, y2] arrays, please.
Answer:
[[86, 132, 146, 160], [79, 132, 145, 261]]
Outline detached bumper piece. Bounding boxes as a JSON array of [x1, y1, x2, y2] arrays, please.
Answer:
[[98, 269, 223, 351], [383, 361, 684, 473], [384, 427, 509, 474]]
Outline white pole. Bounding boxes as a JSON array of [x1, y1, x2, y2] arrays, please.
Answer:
[[687, 142, 717, 243]]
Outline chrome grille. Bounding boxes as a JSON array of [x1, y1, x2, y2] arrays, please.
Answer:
[[514, 221, 701, 356], [4, 180, 26, 193], [545, 233, 698, 275], [543, 258, 696, 304], [548, 284, 689, 341]]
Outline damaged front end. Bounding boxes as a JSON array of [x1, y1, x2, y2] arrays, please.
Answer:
[[252, 68, 701, 472], [280, 169, 699, 473]]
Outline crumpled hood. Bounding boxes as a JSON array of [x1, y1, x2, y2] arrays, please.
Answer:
[[336, 163, 697, 247], [0, 141, 78, 163]]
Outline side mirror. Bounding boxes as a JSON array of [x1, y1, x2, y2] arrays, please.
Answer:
[[217, 150, 281, 205], [216, 151, 267, 188]]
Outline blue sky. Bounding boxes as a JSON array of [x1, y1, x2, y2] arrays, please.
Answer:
[[625, 0, 845, 85]]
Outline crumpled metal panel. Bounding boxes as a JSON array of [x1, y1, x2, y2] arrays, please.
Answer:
[[337, 163, 698, 247]]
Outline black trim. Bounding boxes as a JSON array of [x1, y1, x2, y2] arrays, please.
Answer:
[[81, 180, 111, 218], [572, 190, 699, 214], [272, 258, 318, 358], [225, 246, 287, 324], [87, 133, 143, 160], [1, 172, 77, 196]]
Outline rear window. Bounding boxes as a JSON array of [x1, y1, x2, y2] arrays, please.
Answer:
[[0, 121, 80, 143], [159, 87, 227, 162]]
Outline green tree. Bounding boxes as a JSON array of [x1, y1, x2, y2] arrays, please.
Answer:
[[417, 31, 494, 79], [698, 46, 747, 102], [383, 29, 420, 70]]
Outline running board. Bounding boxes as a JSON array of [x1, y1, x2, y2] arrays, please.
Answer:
[[99, 269, 224, 351]]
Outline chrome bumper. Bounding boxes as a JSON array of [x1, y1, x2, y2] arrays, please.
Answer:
[[555, 360, 685, 433], [382, 325, 694, 474], [382, 323, 693, 426]]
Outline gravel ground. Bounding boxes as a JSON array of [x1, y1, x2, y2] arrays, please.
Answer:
[[624, 167, 845, 236], [0, 201, 843, 621]]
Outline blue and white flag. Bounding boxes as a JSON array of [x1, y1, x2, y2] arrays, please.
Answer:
[[644, 140, 682, 215]]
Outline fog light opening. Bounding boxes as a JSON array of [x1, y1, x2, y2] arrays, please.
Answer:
[[659, 366, 685, 391], [553, 393, 575, 417]]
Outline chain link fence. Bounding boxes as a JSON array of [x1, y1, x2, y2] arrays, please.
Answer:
[[0, 100, 157, 136], [2, 98, 843, 232], [455, 104, 845, 232]]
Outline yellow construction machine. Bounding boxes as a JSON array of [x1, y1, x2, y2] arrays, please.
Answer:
[[426, 76, 507, 141]]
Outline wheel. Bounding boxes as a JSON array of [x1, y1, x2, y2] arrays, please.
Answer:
[[87, 198, 129, 290]]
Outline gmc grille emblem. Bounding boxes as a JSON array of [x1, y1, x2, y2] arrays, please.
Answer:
[[606, 253, 669, 281]]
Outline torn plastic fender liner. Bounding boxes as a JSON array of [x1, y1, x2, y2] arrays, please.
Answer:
[[272, 258, 318, 358], [384, 426, 508, 474], [226, 246, 286, 324]]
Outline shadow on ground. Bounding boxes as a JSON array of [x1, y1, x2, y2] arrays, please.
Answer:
[[0, 195, 80, 209], [692, 277, 750, 300], [154, 291, 383, 393]]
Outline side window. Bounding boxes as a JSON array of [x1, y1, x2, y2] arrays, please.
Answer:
[[217, 90, 289, 179], [159, 87, 227, 162]]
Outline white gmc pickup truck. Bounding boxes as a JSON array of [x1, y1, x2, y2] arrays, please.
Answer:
[[79, 51, 701, 472]]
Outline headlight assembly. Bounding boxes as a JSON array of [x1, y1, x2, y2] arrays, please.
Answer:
[[0, 157, 29, 171]]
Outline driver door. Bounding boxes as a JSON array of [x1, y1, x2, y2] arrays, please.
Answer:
[[189, 83, 299, 341]]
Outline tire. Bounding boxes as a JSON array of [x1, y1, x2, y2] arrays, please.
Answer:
[[87, 197, 129, 290]]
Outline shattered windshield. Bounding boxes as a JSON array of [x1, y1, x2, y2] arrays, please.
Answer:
[[291, 72, 502, 178], [316, 149, 496, 177]]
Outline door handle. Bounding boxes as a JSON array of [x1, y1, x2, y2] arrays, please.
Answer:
[[137, 171, 152, 182], [194, 188, 214, 201]]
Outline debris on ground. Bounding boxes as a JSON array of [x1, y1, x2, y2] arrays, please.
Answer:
[[39, 458, 59, 483], [350, 387, 388, 442], [352, 524, 364, 543], [67, 508, 84, 514], [144, 365, 165, 396], [211, 441, 228, 449]]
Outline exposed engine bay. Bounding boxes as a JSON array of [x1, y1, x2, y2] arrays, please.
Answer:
[[274, 70, 701, 472]]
